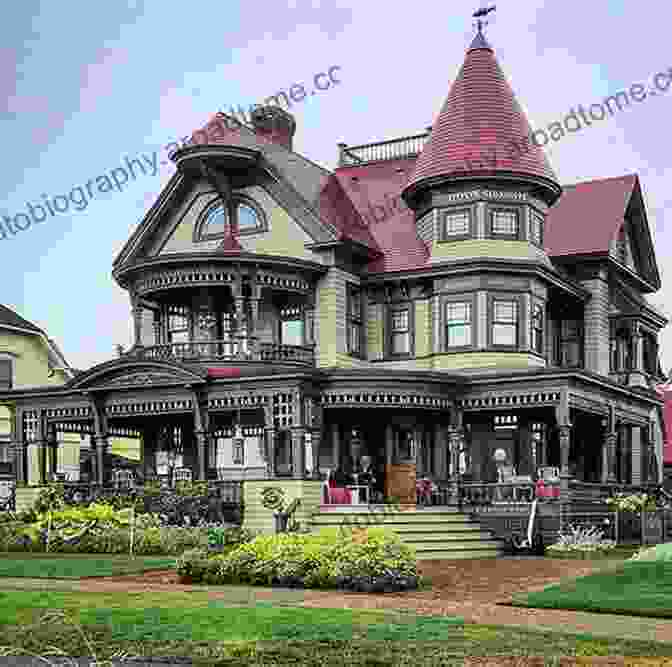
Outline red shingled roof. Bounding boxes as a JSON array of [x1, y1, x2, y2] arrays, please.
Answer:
[[336, 160, 429, 273], [405, 33, 558, 197], [545, 174, 637, 257]]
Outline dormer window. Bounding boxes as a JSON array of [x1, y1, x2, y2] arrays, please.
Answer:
[[196, 195, 266, 241]]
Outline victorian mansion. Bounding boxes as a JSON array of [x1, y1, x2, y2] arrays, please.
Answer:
[[0, 27, 666, 499]]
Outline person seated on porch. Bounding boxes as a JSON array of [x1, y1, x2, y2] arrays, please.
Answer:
[[326, 466, 353, 505], [332, 465, 353, 488], [356, 455, 377, 504]]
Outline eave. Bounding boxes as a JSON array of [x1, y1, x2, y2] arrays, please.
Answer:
[[364, 258, 590, 302]]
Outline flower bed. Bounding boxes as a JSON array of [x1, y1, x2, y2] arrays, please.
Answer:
[[176, 526, 419, 592], [546, 524, 617, 559]]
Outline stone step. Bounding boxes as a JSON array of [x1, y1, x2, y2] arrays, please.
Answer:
[[416, 548, 502, 560], [394, 531, 497, 542], [312, 512, 475, 526]]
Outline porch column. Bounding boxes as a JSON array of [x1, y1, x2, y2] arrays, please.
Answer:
[[331, 422, 340, 469], [94, 434, 108, 485], [434, 422, 448, 481], [90, 397, 108, 486], [558, 424, 571, 502], [309, 403, 323, 480], [385, 423, 394, 466], [192, 392, 209, 481], [234, 296, 246, 360], [631, 425, 643, 485], [291, 427, 305, 479], [47, 423, 58, 480], [131, 294, 144, 351], [414, 425, 424, 476], [263, 402, 275, 478]]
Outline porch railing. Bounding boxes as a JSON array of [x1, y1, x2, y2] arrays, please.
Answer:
[[139, 338, 314, 366]]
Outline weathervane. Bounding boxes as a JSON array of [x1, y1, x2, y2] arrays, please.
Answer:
[[473, 4, 496, 35]]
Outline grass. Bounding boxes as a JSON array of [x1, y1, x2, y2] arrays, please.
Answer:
[[513, 560, 672, 618], [1, 590, 672, 664], [0, 554, 176, 578]]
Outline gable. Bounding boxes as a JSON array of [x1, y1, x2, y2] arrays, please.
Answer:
[[68, 359, 207, 391], [155, 184, 322, 262]]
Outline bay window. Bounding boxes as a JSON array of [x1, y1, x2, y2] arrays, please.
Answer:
[[347, 285, 363, 356], [389, 306, 411, 355], [445, 301, 472, 348], [531, 303, 544, 355], [491, 299, 518, 347], [490, 208, 519, 238], [441, 209, 471, 240]]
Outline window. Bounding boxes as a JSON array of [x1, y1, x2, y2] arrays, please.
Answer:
[[491, 209, 519, 237], [445, 301, 472, 348], [200, 205, 228, 239], [491, 300, 518, 346], [442, 210, 470, 239], [530, 210, 544, 246], [237, 203, 260, 231], [389, 307, 411, 355], [347, 286, 363, 356], [167, 306, 190, 344], [196, 196, 266, 241], [610, 326, 633, 372], [531, 303, 545, 355], [556, 319, 584, 368], [280, 306, 304, 346], [0, 360, 11, 390]]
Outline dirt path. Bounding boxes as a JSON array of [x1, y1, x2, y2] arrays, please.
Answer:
[[7, 557, 672, 645]]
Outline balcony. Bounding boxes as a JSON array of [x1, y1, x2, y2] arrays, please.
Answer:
[[338, 131, 430, 167], [138, 337, 315, 366]]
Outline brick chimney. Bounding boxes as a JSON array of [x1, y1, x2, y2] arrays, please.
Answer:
[[250, 106, 296, 151]]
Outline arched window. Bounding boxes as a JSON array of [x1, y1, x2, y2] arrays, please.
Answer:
[[196, 196, 266, 241], [200, 204, 228, 239]]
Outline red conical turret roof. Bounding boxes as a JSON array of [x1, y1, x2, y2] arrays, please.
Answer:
[[404, 31, 560, 203]]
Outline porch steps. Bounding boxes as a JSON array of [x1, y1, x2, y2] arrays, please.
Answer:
[[310, 507, 505, 560]]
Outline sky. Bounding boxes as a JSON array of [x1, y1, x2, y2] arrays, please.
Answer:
[[3, 0, 672, 372]]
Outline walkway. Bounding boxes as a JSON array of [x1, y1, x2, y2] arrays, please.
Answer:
[[6, 557, 672, 645]]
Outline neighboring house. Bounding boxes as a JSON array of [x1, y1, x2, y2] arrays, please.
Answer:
[[0, 305, 75, 482], [0, 306, 138, 483], [0, 25, 666, 495]]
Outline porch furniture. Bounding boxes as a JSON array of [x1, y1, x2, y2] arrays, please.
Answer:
[[496, 465, 516, 501], [537, 466, 560, 499], [327, 487, 352, 504], [347, 484, 369, 505], [174, 468, 193, 484], [510, 474, 534, 501], [112, 469, 134, 490]]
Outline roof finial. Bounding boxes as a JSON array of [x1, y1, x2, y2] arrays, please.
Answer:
[[473, 4, 496, 35]]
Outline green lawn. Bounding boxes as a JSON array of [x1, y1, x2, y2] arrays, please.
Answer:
[[1, 589, 672, 664], [513, 561, 672, 617], [0, 554, 176, 578]]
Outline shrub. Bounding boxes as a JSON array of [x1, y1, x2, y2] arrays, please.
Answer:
[[605, 493, 657, 513], [177, 526, 418, 591], [630, 542, 672, 562]]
